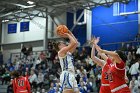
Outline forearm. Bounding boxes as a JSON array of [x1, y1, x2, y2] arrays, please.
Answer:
[[99, 53, 108, 61], [69, 31, 78, 43], [91, 44, 104, 67], [91, 44, 95, 59], [68, 34, 78, 45], [101, 49, 118, 57]]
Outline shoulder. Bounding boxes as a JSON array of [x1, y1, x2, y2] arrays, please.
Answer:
[[58, 50, 68, 58]]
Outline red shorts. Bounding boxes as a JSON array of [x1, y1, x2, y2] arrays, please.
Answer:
[[99, 86, 111, 93], [16, 90, 29, 93], [112, 87, 131, 93]]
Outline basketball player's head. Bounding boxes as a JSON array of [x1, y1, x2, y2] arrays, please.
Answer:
[[11, 70, 21, 78], [54, 41, 67, 51], [116, 50, 127, 62]]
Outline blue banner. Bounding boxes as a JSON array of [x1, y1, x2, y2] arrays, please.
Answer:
[[20, 21, 29, 32], [8, 24, 17, 34]]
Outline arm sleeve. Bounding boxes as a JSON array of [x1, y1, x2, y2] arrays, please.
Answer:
[[116, 61, 125, 69]]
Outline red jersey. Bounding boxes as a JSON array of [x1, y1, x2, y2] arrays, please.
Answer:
[[107, 58, 130, 93], [99, 63, 111, 93], [12, 76, 31, 93], [101, 63, 110, 85]]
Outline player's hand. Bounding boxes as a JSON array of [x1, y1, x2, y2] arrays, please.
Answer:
[[90, 37, 100, 45], [94, 37, 100, 44], [68, 30, 72, 35], [58, 32, 67, 38], [95, 45, 103, 53], [60, 33, 70, 38]]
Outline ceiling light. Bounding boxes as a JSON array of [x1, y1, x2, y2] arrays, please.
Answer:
[[27, 1, 34, 5], [2, 20, 9, 22]]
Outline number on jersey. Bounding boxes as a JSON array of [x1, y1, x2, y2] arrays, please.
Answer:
[[104, 72, 113, 82], [17, 80, 24, 87]]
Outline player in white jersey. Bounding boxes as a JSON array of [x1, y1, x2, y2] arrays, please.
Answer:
[[54, 31, 79, 93]]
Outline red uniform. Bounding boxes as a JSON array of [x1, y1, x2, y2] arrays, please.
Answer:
[[12, 76, 31, 93], [107, 58, 131, 93], [99, 63, 111, 93]]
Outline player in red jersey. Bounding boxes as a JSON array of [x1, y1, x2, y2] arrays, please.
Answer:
[[95, 44, 131, 93], [91, 37, 111, 93], [11, 71, 31, 93]]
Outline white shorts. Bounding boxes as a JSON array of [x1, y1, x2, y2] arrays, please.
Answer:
[[60, 71, 78, 90]]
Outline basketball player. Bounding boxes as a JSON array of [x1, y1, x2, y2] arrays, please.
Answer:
[[54, 30, 79, 93], [95, 44, 131, 93], [11, 71, 31, 93], [91, 37, 111, 93]]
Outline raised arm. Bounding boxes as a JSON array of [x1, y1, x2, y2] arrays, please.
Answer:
[[58, 33, 78, 57], [67, 31, 78, 53], [95, 45, 122, 64], [91, 38, 105, 67], [97, 50, 108, 62]]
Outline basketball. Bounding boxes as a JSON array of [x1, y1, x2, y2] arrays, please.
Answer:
[[56, 25, 68, 35]]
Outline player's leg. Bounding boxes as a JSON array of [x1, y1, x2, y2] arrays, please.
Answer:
[[60, 71, 74, 93], [73, 78, 79, 93], [74, 88, 79, 93]]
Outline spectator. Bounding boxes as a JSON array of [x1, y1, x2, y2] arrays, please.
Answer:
[[37, 71, 44, 88], [85, 55, 94, 66], [73, 48, 79, 60], [129, 61, 140, 79], [27, 45, 33, 56], [127, 52, 132, 63], [39, 51, 46, 62], [51, 59, 60, 77], [28, 70, 38, 89], [8, 63, 15, 72], [1, 68, 10, 85], [48, 82, 55, 93], [84, 59, 92, 78], [79, 82, 87, 93], [129, 76, 139, 93], [21, 45, 27, 56], [80, 66, 87, 78], [138, 74, 140, 92]]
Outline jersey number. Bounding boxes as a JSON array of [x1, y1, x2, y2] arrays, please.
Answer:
[[17, 80, 24, 87], [104, 72, 113, 82]]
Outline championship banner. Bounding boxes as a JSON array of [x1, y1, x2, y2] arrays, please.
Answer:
[[20, 21, 29, 32], [8, 23, 17, 34]]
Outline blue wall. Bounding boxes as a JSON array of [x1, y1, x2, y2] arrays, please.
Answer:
[[67, 10, 86, 45], [92, 0, 138, 49]]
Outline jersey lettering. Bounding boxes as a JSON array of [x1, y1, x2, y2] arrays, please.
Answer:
[[108, 73, 113, 82], [104, 72, 109, 80], [17, 80, 24, 87]]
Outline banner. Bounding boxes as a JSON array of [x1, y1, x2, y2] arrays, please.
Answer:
[[8, 23, 17, 34], [20, 21, 29, 32]]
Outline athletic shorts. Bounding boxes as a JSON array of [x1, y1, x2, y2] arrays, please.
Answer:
[[112, 87, 131, 93], [99, 86, 111, 93], [60, 71, 78, 91]]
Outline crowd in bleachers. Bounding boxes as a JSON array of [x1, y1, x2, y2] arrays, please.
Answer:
[[0, 41, 140, 93]]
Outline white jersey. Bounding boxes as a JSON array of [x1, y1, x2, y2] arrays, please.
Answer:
[[59, 52, 75, 73]]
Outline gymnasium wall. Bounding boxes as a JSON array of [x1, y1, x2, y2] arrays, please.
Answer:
[[138, 0, 140, 33], [92, 0, 138, 50], [67, 10, 87, 45], [2, 13, 66, 44], [1, 12, 66, 63]]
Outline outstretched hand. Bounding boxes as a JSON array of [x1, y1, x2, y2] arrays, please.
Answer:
[[90, 37, 100, 45], [58, 32, 69, 38], [94, 37, 100, 44]]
